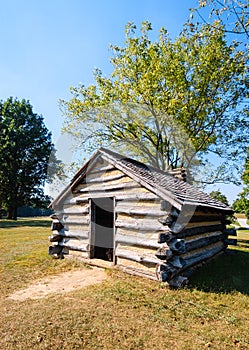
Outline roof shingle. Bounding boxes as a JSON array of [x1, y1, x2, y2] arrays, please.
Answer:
[[98, 148, 232, 212]]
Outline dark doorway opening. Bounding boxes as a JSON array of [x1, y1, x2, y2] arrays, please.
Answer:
[[90, 197, 114, 261]]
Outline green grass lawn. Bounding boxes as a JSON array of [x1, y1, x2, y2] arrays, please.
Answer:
[[236, 228, 249, 240], [0, 218, 249, 350]]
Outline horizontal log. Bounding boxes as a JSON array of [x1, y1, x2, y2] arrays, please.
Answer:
[[157, 241, 225, 282], [185, 232, 225, 252], [182, 242, 225, 270], [184, 229, 223, 242], [183, 241, 225, 263], [162, 211, 222, 228], [82, 172, 126, 184], [116, 243, 156, 256], [224, 228, 237, 236], [76, 192, 158, 203], [118, 265, 158, 281], [116, 207, 166, 217], [59, 241, 90, 252], [62, 207, 89, 215], [225, 238, 237, 246], [180, 250, 225, 279], [115, 248, 161, 265], [117, 199, 161, 207], [116, 229, 159, 243], [60, 218, 90, 225], [77, 181, 139, 194], [170, 220, 222, 233], [59, 230, 89, 239], [186, 220, 223, 228], [90, 164, 115, 174], [115, 233, 160, 248], [115, 219, 166, 232], [176, 224, 224, 238]]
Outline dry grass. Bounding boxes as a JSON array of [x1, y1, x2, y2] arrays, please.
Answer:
[[234, 213, 247, 219], [236, 229, 249, 240], [1, 218, 249, 350]]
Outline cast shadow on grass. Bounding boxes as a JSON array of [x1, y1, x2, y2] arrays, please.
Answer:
[[189, 248, 249, 295], [0, 218, 51, 229]]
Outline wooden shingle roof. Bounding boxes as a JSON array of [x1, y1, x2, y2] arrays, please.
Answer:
[[50, 147, 233, 213]]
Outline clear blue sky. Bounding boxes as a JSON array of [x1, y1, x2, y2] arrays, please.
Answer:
[[0, 0, 242, 203], [0, 0, 200, 137]]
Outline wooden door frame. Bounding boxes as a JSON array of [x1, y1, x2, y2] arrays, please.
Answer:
[[89, 197, 116, 264]]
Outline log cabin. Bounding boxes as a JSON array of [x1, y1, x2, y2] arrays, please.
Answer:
[[49, 147, 233, 287]]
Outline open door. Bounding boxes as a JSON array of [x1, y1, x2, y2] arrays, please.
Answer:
[[90, 197, 114, 261]]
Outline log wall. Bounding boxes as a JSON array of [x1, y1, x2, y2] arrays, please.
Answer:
[[50, 158, 161, 262], [50, 157, 228, 287]]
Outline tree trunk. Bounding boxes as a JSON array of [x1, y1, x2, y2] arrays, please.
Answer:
[[7, 205, 17, 220], [6, 206, 13, 219]]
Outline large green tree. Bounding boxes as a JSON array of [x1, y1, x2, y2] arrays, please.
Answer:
[[62, 21, 248, 184], [0, 97, 55, 220]]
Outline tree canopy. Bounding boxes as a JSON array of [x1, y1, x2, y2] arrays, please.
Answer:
[[0, 97, 56, 219], [61, 21, 248, 184], [193, 0, 249, 41], [209, 190, 229, 205]]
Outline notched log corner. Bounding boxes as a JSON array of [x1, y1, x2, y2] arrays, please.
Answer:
[[168, 276, 188, 288], [155, 246, 173, 260], [49, 233, 63, 243], [156, 264, 173, 282], [48, 245, 64, 259], [168, 238, 186, 254], [158, 208, 179, 228], [168, 256, 186, 269], [158, 232, 174, 243], [51, 221, 64, 232]]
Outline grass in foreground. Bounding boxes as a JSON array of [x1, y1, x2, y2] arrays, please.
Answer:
[[0, 218, 87, 295], [0, 218, 249, 350]]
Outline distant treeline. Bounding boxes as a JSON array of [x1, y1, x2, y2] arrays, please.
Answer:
[[17, 206, 53, 217], [0, 206, 53, 218]]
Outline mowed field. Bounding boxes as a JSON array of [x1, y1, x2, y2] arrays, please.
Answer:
[[0, 218, 249, 350]]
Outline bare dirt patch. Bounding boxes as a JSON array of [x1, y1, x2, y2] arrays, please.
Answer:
[[7, 267, 107, 301]]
